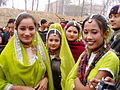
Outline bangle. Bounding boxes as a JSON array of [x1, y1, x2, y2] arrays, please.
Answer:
[[4, 84, 14, 90]]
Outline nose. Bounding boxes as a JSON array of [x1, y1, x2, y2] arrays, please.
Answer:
[[70, 32, 74, 35], [24, 30, 30, 36], [87, 33, 93, 40], [51, 41, 55, 45], [109, 16, 115, 23]]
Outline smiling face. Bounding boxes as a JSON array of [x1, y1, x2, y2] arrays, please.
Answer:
[[109, 13, 120, 30], [17, 18, 36, 45], [82, 19, 106, 51], [65, 26, 79, 41], [47, 33, 61, 51]]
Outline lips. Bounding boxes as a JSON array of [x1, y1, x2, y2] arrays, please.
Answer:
[[86, 41, 95, 46], [24, 37, 31, 40]]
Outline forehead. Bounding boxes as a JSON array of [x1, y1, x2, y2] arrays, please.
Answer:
[[84, 19, 99, 28], [8, 23, 14, 26], [48, 33, 60, 39], [19, 18, 34, 25]]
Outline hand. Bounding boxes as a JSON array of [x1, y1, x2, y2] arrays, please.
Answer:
[[11, 86, 35, 90], [88, 78, 100, 88], [104, 77, 115, 84], [34, 77, 48, 90]]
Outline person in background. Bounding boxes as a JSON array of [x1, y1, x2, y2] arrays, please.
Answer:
[[3, 18, 15, 45], [0, 12, 54, 90], [0, 28, 5, 44], [47, 23, 75, 90], [0, 28, 5, 53], [46, 29, 62, 90], [38, 19, 49, 44], [109, 5, 120, 58], [65, 21, 85, 62], [65, 14, 119, 90]]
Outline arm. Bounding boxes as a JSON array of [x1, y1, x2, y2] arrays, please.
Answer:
[[11, 86, 35, 90], [74, 70, 111, 90]]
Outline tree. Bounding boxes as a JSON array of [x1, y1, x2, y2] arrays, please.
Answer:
[[90, 0, 93, 15], [0, 0, 8, 6], [81, 0, 85, 17], [32, 0, 34, 10], [12, 0, 14, 8], [36, 0, 39, 11], [24, 0, 27, 10], [48, 0, 50, 12]]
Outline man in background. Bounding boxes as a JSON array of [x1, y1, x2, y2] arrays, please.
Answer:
[[38, 19, 49, 44], [109, 5, 120, 58], [3, 18, 15, 45]]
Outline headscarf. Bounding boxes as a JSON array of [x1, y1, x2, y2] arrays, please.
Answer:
[[0, 30, 54, 90], [48, 23, 75, 90]]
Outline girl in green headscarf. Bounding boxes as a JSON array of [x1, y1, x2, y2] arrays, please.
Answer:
[[47, 23, 75, 90], [65, 14, 119, 90], [0, 13, 54, 90]]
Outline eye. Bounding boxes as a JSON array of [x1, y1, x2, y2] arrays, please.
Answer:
[[83, 29, 88, 34], [67, 30, 71, 33], [55, 39, 60, 42], [73, 31, 78, 34], [49, 39, 53, 42], [29, 27, 35, 31], [20, 28, 26, 31], [92, 29, 98, 34]]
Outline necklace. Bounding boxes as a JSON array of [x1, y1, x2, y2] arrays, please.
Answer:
[[23, 44, 37, 54]]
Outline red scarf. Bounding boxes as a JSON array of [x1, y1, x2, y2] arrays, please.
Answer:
[[68, 40, 85, 62]]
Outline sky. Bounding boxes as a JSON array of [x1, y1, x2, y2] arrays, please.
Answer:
[[2, 0, 120, 12], [3, 0, 57, 11]]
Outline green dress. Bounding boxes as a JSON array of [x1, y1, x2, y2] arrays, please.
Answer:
[[0, 31, 54, 90], [65, 50, 119, 90], [49, 23, 75, 90]]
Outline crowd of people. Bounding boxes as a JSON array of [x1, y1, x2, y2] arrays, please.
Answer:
[[0, 4, 119, 90]]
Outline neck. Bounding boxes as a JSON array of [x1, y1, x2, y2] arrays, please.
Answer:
[[92, 44, 104, 54], [40, 26, 46, 31]]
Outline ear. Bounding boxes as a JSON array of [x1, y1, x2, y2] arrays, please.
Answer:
[[103, 30, 109, 39]]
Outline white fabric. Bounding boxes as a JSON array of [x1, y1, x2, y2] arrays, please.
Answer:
[[25, 47, 36, 65], [4, 84, 14, 90], [86, 53, 96, 71]]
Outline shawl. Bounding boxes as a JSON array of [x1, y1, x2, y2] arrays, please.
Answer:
[[0, 31, 54, 90], [68, 40, 85, 62], [49, 23, 75, 90], [78, 45, 110, 85]]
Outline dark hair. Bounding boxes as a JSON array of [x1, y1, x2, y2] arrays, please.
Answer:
[[40, 19, 47, 25], [7, 19, 16, 24], [65, 21, 80, 32], [109, 5, 120, 17], [0, 28, 4, 33], [47, 29, 62, 42], [15, 13, 37, 30], [82, 14, 108, 33]]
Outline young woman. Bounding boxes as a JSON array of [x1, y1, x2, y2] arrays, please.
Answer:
[[0, 12, 54, 90], [65, 21, 85, 62], [46, 29, 62, 90], [65, 14, 119, 90], [47, 23, 75, 90]]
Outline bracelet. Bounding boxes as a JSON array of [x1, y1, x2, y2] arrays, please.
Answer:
[[4, 84, 14, 90]]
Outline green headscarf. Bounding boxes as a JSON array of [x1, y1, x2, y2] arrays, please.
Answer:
[[48, 23, 75, 90], [0, 31, 54, 90]]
